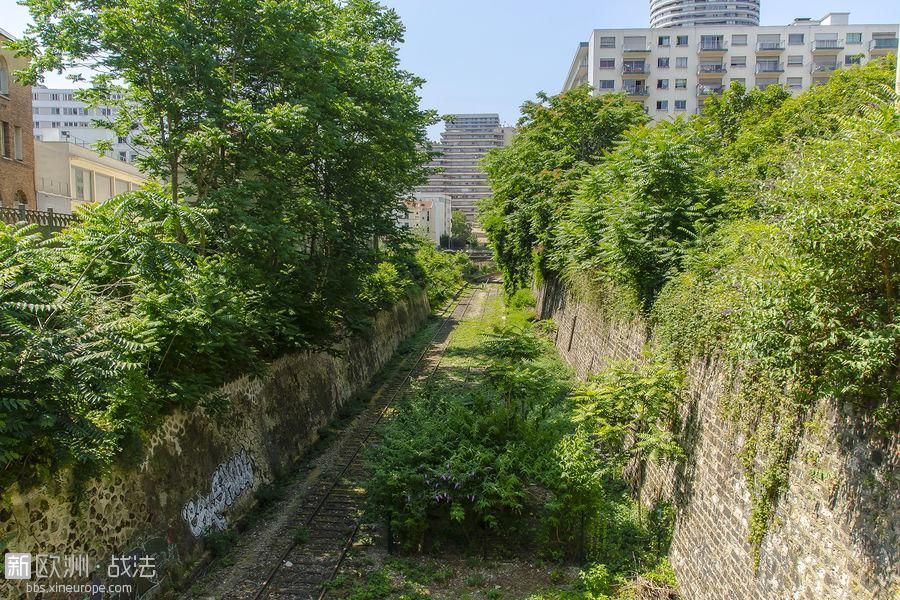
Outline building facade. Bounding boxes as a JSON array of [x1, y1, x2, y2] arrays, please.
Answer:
[[650, 0, 760, 29], [0, 28, 37, 209], [397, 192, 452, 246], [34, 140, 146, 214], [564, 12, 899, 121], [416, 114, 514, 225], [32, 86, 141, 164]]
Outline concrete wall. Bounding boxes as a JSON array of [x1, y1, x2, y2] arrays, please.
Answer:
[[0, 290, 430, 596], [537, 279, 898, 600]]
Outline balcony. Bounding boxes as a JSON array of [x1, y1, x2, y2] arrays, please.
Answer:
[[697, 85, 724, 96], [621, 64, 650, 77], [755, 40, 784, 53], [623, 44, 651, 54], [697, 64, 727, 78], [810, 63, 840, 76], [698, 41, 728, 54], [623, 86, 650, 98], [870, 38, 899, 55], [811, 39, 844, 53], [756, 62, 784, 74]]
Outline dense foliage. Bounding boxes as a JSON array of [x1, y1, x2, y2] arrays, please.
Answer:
[[0, 0, 474, 489], [480, 59, 900, 561], [479, 87, 648, 293], [366, 300, 677, 593]]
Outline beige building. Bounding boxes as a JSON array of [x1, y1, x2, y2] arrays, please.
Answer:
[[397, 192, 451, 246], [34, 140, 146, 213], [564, 11, 899, 120]]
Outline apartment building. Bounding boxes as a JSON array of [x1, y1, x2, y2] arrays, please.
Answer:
[[0, 28, 37, 209], [32, 86, 141, 164], [34, 140, 146, 214], [563, 12, 899, 120], [416, 114, 514, 225], [397, 192, 452, 246], [650, 0, 760, 29]]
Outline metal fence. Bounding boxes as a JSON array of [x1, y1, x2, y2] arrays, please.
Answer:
[[0, 204, 76, 229]]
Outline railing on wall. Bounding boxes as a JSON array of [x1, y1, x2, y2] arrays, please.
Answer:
[[0, 204, 76, 229]]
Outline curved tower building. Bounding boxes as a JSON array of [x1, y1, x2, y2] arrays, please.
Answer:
[[650, 0, 760, 28]]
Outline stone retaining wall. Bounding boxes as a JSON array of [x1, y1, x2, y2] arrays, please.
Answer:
[[537, 279, 897, 600], [0, 290, 430, 597]]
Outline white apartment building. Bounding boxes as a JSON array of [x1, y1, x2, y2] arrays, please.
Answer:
[[397, 192, 452, 246], [564, 12, 899, 120], [31, 86, 142, 164], [416, 114, 514, 225]]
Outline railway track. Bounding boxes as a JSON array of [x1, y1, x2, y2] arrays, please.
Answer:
[[240, 284, 481, 600]]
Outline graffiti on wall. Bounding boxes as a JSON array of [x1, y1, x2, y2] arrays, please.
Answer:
[[181, 448, 255, 537]]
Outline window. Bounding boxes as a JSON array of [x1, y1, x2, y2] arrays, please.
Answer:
[[676, 57, 688, 68], [656, 100, 669, 111], [788, 33, 804, 45], [0, 122, 7, 158], [657, 79, 669, 90], [49, 93, 60, 101], [731, 56, 747, 67], [700, 35, 725, 50], [787, 77, 803, 90], [599, 36, 616, 48], [51, 107, 61, 115], [73, 167, 93, 201], [598, 80, 615, 90], [675, 100, 687, 111], [787, 55, 803, 66], [658, 35, 670, 47], [118, 151, 128, 162], [13, 127, 22, 161], [658, 57, 670, 68], [598, 58, 616, 69], [845, 55, 862, 65], [676, 35, 688, 46], [118, 135, 128, 143], [63, 93, 74, 101], [732, 34, 748, 46], [0, 58, 8, 95], [675, 78, 687, 89], [846, 32, 862, 44]]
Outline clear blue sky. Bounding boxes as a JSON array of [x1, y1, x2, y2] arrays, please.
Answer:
[[5, 0, 899, 139]]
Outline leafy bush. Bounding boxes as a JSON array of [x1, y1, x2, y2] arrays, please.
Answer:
[[572, 358, 685, 471], [412, 242, 471, 308]]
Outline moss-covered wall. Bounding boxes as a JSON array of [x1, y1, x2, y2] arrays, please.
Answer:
[[537, 279, 897, 600], [0, 290, 430, 597]]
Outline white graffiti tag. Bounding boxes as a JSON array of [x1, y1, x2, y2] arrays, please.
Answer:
[[181, 448, 255, 537]]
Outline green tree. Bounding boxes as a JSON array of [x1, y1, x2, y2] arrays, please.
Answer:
[[1, 0, 443, 488], [450, 210, 474, 248], [479, 86, 648, 294]]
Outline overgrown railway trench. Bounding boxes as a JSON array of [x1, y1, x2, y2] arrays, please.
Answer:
[[190, 280, 501, 599]]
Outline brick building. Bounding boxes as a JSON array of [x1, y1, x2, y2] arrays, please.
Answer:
[[0, 27, 37, 209]]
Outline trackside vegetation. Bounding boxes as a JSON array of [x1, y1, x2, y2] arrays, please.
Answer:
[[0, 0, 471, 491], [365, 293, 680, 598], [479, 58, 900, 564]]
